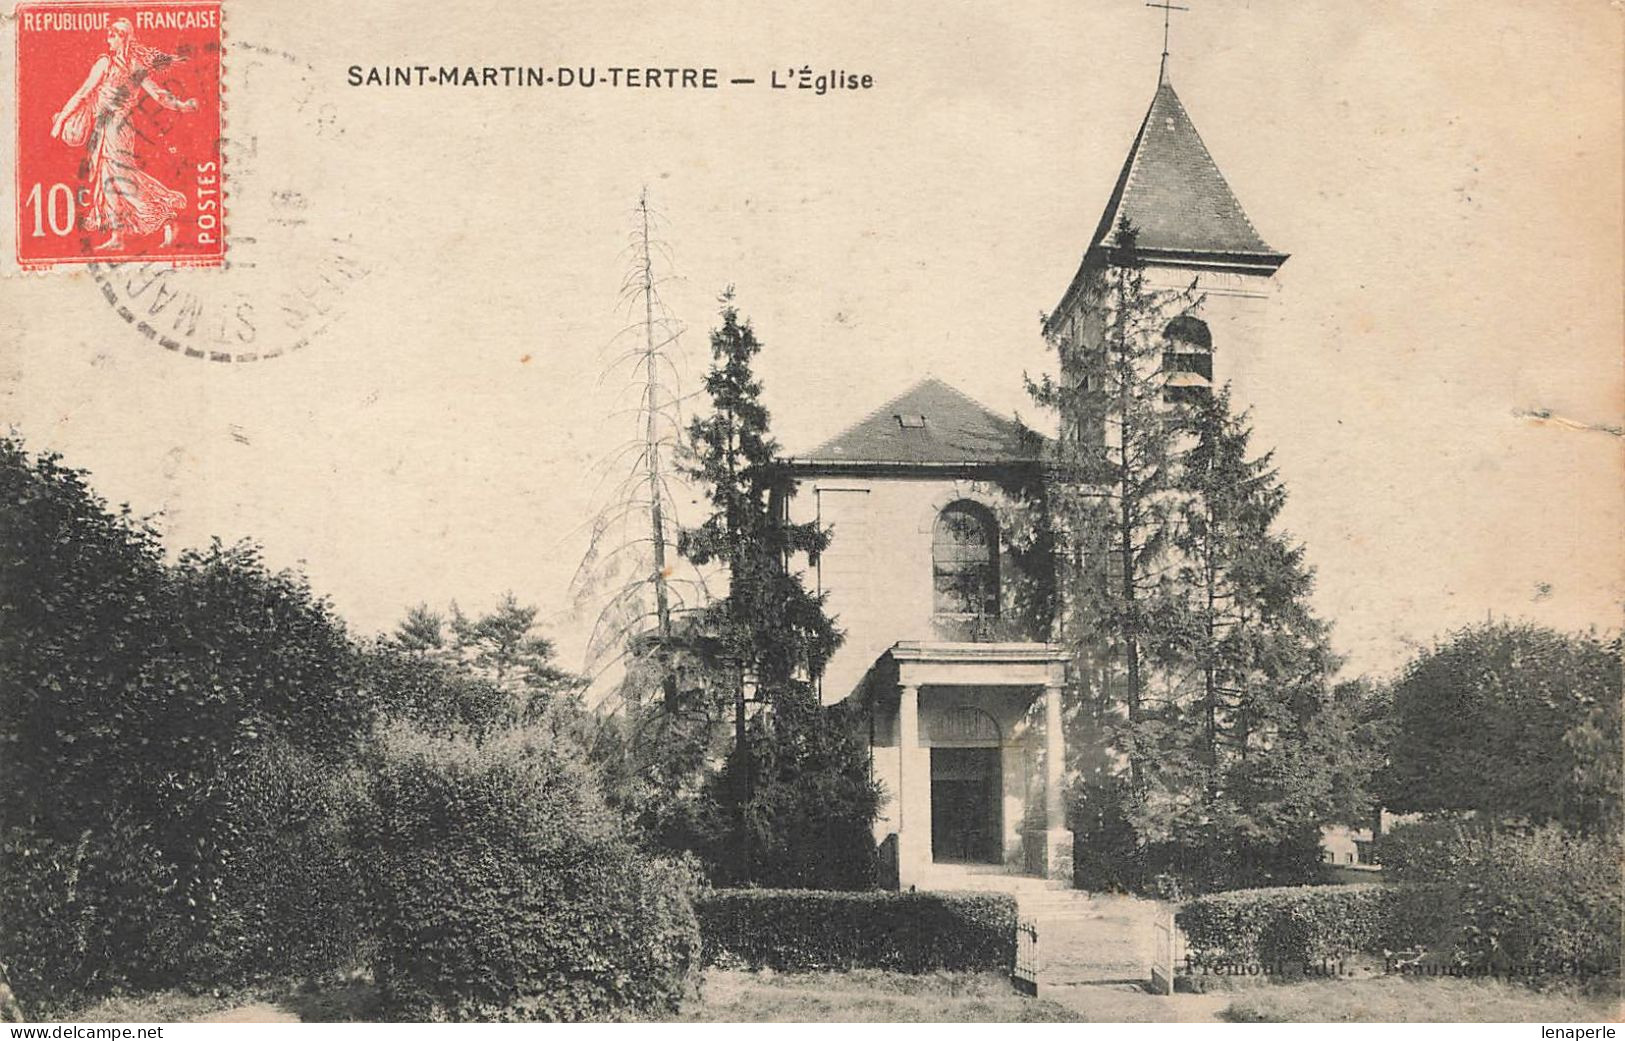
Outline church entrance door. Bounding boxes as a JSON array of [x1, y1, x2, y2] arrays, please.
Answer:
[[929, 746, 1001, 864]]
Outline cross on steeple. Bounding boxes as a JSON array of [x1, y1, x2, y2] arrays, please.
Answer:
[[1146, 1, 1189, 82]]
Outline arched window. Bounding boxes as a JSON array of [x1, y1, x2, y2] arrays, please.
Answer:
[[933, 501, 1000, 624], [1162, 314, 1213, 404]]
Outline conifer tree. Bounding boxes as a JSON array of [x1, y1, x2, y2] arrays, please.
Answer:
[[1161, 386, 1350, 887], [679, 290, 838, 699], [1031, 222, 1363, 890], [1028, 220, 1197, 799], [564, 192, 722, 847], [1172, 386, 1285, 793], [679, 289, 877, 887]]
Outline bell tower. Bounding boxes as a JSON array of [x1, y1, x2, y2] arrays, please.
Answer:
[[1044, 55, 1287, 396]]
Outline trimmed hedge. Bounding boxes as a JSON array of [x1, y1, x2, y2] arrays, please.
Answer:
[[696, 889, 1018, 972], [1177, 884, 1452, 971]]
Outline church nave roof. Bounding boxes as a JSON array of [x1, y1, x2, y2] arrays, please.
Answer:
[[787, 377, 1038, 471]]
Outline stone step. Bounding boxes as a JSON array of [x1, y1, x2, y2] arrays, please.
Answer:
[[1042, 959, 1149, 974], [921, 876, 1068, 890], [1039, 958, 1149, 984], [1045, 950, 1147, 969], [1039, 918, 1152, 934], [915, 866, 1074, 894], [921, 874, 1165, 991], [1041, 935, 1151, 948], [1039, 972, 1148, 987], [1019, 904, 1144, 921], [1017, 896, 1163, 991]]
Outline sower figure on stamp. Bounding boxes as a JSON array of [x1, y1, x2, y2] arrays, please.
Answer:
[[48, 18, 199, 251]]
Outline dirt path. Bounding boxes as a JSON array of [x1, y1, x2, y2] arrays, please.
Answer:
[[197, 1002, 299, 1023], [1041, 983, 1231, 1023], [193, 980, 379, 1023]]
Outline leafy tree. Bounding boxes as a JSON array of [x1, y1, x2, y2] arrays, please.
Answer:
[[677, 290, 878, 886], [150, 541, 372, 969], [1384, 622, 1622, 835], [1, 440, 174, 1000], [0, 439, 375, 999], [0, 439, 168, 844], [163, 539, 369, 763]]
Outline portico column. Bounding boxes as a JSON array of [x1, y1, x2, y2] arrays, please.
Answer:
[[1044, 682, 1064, 827], [1042, 681, 1073, 883], [896, 683, 930, 888]]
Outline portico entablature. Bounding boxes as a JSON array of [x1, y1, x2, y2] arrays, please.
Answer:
[[886, 640, 1067, 690]]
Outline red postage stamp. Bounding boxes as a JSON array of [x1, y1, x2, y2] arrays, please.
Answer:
[[13, 1, 224, 268]]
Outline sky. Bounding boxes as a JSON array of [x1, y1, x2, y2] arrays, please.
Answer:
[[3, 0, 1621, 682]]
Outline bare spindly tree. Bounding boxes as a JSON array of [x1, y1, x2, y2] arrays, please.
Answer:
[[571, 190, 706, 714]]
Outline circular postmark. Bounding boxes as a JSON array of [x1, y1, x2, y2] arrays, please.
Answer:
[[88, 40, 373, 362]]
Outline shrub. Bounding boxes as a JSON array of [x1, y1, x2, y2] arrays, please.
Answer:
[[360, 726, 701, 1021], [361, 644, 514, 741], [1375, 820, 1621, 980], [1071, 776, 1142, 892], [0, 816, 190, 1007], [1177, 884, 1452, 973], [1374, 816, 1489, 885], [1144, 826, 1328, 897], [208, 742, 373, 985], [1452, 825, 1620, 980], [695, 889, 1017, 972], [695, 695, 881, 891]]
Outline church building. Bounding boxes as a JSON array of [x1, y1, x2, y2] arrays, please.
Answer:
[[783, 62, 1286, 891]]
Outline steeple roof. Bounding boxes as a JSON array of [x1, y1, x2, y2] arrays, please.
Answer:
[[1045, 73, 1288, 334], [787, 377, 1037, 471], [1090, 75, 1286, 269]]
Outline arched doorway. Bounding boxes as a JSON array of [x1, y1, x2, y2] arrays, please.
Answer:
[[926, 705, 1002, 864]]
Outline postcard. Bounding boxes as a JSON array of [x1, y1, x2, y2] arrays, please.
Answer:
[[1, 0, 1619, 1027]]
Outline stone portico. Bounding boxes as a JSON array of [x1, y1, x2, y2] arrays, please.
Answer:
[[783, 377, 1074, 891], [864, 642, 1071, 890]]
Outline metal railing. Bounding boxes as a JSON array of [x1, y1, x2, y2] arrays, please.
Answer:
[[1013, 917, 1041, 995], [1149, 910, 1176, 995]]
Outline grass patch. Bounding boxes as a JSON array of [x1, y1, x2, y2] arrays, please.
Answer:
[[43, 991, 247, 1024], [44, 971, 1067, 1024], [41, 974, 379, 1024], [61, 969, 1612, 1023], [1221, 976, 1622, 1023], [676, 970, 1080, 1022]]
